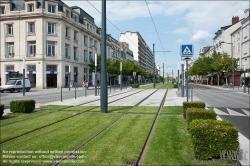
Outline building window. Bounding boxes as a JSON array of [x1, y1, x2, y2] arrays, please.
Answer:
[[7, 24, 13, 36], [74, 15, 77, 22], [28, 41, 36, 57], [28, 22, 35, 35], [87, 24, 89, 30], [0, 6, 5, 14], [74, 47, 78, 61], [84, 50, 87, 62], [237, 32, 240, 40], [48, 23, 56, 34], [27, 4, 34, 12], [46, 41, 56, 56], [6, 42, 14, 57], [48, 5, 55, 13], [65, 27, 70, 38], [84, 36, 88, 46], [89, 51, 92, 62], [65, 44, 70, 59], [237, 43, 240, 53], [74, 31, 77, 42]]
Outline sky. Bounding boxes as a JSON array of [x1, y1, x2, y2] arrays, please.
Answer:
[[63, 0, 249, 77]]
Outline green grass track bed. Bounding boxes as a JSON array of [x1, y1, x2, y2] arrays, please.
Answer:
[[0, 113, 119, 166], [60, 115, 154, 166], [143, 116, 235, 166]]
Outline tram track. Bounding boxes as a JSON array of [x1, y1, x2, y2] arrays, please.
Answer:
[[52, 89, 160, 166], [0, 88, 151, 144], [0, 88, 139, 127]]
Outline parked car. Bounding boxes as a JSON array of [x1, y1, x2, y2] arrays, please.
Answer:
[[0, 78, 31, 93]]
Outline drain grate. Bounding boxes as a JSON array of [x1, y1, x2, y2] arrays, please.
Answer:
[[122, 160, 136, 165]]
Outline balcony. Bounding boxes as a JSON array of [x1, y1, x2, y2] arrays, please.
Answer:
[[74, 57, 78, 61], [27, 54, 36, 57], [5, 54, 14, 58], [65, 55, 70, 59]]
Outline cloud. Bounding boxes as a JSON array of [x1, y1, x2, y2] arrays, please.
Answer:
[[176, 39, 183, 43], [189, 30, 213, 46], [172, 27, 190, 34]]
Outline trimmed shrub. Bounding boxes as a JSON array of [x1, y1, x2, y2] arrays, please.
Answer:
[[182, 101, 205, 119], [186, 108, 217, 125], [10, 100, 35, 113], [131, 84, 140, 88], [173, 84, 178, 88], [0, 104, 4, 117], [188, 119, 239, 160]]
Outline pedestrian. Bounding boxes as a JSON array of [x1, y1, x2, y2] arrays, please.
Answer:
[[82, 81, 85, 90], [85, 81, 89, 89]]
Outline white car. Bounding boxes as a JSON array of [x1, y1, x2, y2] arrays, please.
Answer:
[[0, 78, 31, 93]]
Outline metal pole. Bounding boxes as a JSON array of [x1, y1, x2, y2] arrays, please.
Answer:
[[61, 86, 62, 102], [181, 64, 184, 97], [120, 61, 122, 91], [153, 44, 155, 88], [178, 69, 180, 91], [69, 65, 71, 91], [231, 44, 234, 89], [85, 88, 87, 97], [163, 63, 164, 84], [101, 0, 107, 113], [186, 60, 189, 102], [191, 87, 193, 102], [95, 53, 97, 96], [244, 61, 246, 93], [23, 58, 25, 96], [172, 70, 173, 84]]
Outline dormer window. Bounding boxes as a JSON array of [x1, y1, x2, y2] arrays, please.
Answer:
[[48, 5, 55, 13], [28, 4, 34, 12], [66, 10, 70, 18], [0, 6, 5, 14], [74, 15, 77, 22]]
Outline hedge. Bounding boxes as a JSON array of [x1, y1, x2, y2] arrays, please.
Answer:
[[10, 100, 35, 113], [186, 108, 217, 125], [188, 119, 239, 160], [0, 104, 4, 117], [182, 101, 205, 119], [173, 84, 178, 88], [132, 84, 140, 88]]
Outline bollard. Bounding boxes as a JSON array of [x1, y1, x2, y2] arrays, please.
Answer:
[[61, 86, 62, 102], [98, 85, 100, 95], [75, 87, 76, 99]]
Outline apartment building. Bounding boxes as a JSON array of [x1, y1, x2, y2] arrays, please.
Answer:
[[119, 31, 154, 74], [0, 0, 115, 88], [119, 42, 134, 62]]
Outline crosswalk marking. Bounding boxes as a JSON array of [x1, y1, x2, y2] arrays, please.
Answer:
[[227, 108, 246, 116], [242, 109, 250, 116], [214, 107, 229, 115]]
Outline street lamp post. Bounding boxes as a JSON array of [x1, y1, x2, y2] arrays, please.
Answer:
[[244, 59, 246, 93], [101, 0, 107, 113], [220, 41, 234, 89]]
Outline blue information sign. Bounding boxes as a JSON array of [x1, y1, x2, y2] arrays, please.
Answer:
[[29, 70, 33, 74], [181, 45, 193, 57], [50, 70, 54, 75]]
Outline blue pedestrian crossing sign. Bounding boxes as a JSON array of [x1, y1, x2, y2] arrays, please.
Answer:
[[181, 45, 193, 57]]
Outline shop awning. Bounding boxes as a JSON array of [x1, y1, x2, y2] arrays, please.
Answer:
[[241, 73, 250, 78]]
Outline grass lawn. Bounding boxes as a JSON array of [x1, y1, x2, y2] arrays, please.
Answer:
[[139, 83, 175, 89], [0, 112, 79, 142], [0, 110, 51, 126], [142, 116, 235, 166], [129, 106, 158, 114], [0, 113, 119, 166], [161, 106, 183, 114], [61, 114, 154, 166], [89, 106, 132, 113]]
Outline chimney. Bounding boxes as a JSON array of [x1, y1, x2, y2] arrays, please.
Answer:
[[232, 16, 239, 25]]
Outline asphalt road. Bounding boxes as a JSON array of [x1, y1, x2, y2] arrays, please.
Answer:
[[190, 83, 250, 140]]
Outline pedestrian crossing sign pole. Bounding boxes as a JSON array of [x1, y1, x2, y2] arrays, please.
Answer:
[[180, 44, 194, 102]]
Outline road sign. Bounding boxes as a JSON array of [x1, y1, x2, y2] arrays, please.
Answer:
[[29, 70, 33, 74], [181, 56, 193, 61], [181, 45, 193, 57], [133, 72, 136, 77]]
